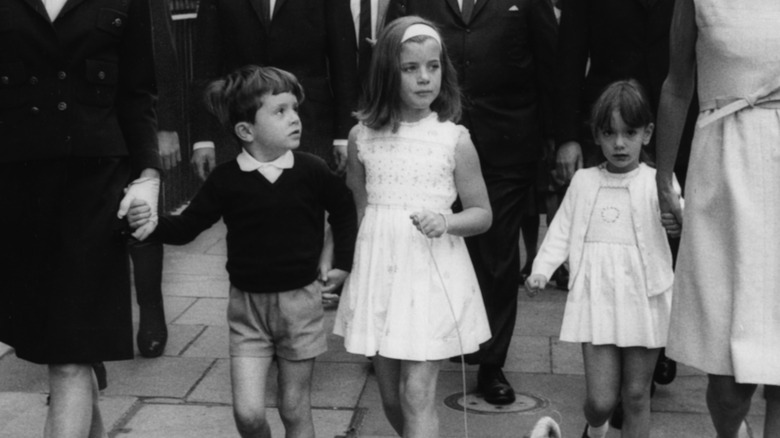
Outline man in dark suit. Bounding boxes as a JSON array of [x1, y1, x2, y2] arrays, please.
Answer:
[[387, 0, 558, 405], [554, 0, 694, 185], [189, 0, 358, 178]]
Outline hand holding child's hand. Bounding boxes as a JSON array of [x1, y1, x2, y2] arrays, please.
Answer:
[[126, 199, 153, 230], [661, 212, 682, 238], [525, 274, 547, 297], [410, 210, 447, 238]]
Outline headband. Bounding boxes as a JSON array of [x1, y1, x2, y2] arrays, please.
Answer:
[[401, 24, 442, 45]]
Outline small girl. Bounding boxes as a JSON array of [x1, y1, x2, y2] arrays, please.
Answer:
[[525, 80, 681, 438], [334, 16, 493, 437]]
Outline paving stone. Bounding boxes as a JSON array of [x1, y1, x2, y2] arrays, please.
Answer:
[[181, 326, 228, 358], [515, 300, 565, 337], [187, 359, 369, 409], [173, 297, 229, 327], [551, 338, 584, 375], [0, 356, 48, 392], [504, 335, 551, 374], [159, 324, 207, 357], [102, 357, 215, 398], [162, 274, 230, 298], [162, 251, 229, 278], [113, 403, 353, 438], [0, 392, 136, 438], [130, 295, 197, 326]]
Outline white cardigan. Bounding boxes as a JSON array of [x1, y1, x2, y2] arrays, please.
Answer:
[[532, 164, 675, 297]]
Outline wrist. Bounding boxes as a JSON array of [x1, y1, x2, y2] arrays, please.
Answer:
[[439, 213, 449, 234]]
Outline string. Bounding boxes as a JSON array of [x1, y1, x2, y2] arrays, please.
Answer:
[[424, 237, 470, 438]]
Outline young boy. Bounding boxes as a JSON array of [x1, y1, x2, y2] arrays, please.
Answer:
[[128, 65, 358, 438]]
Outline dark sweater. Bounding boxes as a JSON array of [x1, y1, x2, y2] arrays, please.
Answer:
[[152, 152, 357, 293]]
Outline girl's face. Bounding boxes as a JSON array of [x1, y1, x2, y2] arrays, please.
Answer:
[[595, 110, 653, 173], [398, 38, 442, 122]]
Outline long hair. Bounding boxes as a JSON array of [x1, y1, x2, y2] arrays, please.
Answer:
[[203, 65, 304, 139], [356, 16, 461, 132]]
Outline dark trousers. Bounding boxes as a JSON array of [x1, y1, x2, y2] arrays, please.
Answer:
[[465, 163, 537, 367]]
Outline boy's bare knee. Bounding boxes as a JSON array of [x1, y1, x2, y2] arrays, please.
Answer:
[[233, 406, 268, 435]]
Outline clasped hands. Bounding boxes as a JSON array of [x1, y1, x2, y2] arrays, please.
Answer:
[[117, 175, 160, 241]]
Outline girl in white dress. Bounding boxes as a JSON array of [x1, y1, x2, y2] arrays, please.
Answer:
[[526, 80, 681, 438], [334, 16, 492, 437]]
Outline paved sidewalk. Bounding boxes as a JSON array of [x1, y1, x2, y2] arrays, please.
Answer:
[[0, 220, 767, 437]]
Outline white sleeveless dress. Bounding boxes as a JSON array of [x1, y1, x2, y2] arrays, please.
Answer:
[[334, 114, 491, 361], [667, 0, 780, 384]]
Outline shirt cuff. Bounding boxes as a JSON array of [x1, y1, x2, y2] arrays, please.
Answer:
[[333, 139, 348, 147], [193, 141, 215, 150]]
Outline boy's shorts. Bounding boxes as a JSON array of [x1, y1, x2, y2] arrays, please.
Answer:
[[228, 281, 327, 360]]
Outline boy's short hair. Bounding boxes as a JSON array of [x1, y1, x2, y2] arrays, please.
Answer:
[[204, 65, 305, 138], [357, 16, 462, 132]]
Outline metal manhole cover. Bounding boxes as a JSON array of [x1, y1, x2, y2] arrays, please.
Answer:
[[444, 391, 549, 415]]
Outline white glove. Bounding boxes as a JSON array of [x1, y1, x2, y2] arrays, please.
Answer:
[[117, 176, 160, 240]]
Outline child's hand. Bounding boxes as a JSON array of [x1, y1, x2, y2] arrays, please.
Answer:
[[525, 274, 547, 297], [320, 268, 348, 296], [661, 212, 682, 238], [127, 199, 152, 230], [410, 210, 447, 238]]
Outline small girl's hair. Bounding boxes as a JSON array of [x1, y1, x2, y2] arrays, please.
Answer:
[[204, 65, 304, 136], [356, 16, 461, 132], [590, 79, 654, 139]]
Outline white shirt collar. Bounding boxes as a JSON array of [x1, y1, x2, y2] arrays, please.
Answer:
[[236, 150, 294, 183]]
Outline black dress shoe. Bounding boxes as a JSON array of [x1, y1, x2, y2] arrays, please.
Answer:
[[477, 365, 515, 405], [137, 305, 168, 358], [653, 351, 677, 385]]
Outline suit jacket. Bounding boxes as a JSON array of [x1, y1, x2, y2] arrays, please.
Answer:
[[0, 0, 160, 173], [387, 0, 558, 168], [191, 0, 358, 161], [554, 0, 675, 147]]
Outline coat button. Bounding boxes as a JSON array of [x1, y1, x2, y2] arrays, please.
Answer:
[[30, 106, 40, 115], [112, 18, 123, 27], [58, 71, 67, 80], [0, 76, 8, 85], [29, 76, 39, 85], [98, 71, 106, 80], [57, 102, 68, 111]]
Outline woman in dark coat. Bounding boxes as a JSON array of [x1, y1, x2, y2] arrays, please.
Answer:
[[0, 0, 161, 435]]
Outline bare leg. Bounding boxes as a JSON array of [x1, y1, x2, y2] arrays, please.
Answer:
[[45, 363, 102, 438], [231, 356, 274, 438], [581, 343, 622, 431], [763, 385, 780, 437], [620, 347, 661, 438], [707, 374, 756, 438], [399, 360, 441, 438], [276, 357, 316, 438], [372, 355, 404, 435]]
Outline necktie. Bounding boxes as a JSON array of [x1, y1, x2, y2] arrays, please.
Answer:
[[358, 0, 373, 83], [260, 0, 271, 26], [461, 0, 474, 23]]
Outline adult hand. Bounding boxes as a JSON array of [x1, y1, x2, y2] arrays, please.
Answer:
[[191, 147, 216, 181], [333, 144, 348, 174], [158, 131, 181, 170], [555, 141, 583, 184], [320, 268, 348, 295], [117, 169, 160, 240], [657, 174, 684, 227]]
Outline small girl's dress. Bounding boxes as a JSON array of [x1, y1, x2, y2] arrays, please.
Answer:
[[556, 166, 672, 348], [334, 113, 491, 361]]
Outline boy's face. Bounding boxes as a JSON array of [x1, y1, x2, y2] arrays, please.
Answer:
[[241, 92, 302, 160]]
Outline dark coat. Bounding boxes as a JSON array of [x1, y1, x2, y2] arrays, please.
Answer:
[[0, 0, 160, 173], [191, 0, 358, 161], [0, 0, 160, 364], [150, 0, 183, 133], [554, 0, 676, 147], [387, 0, 558, 168]]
